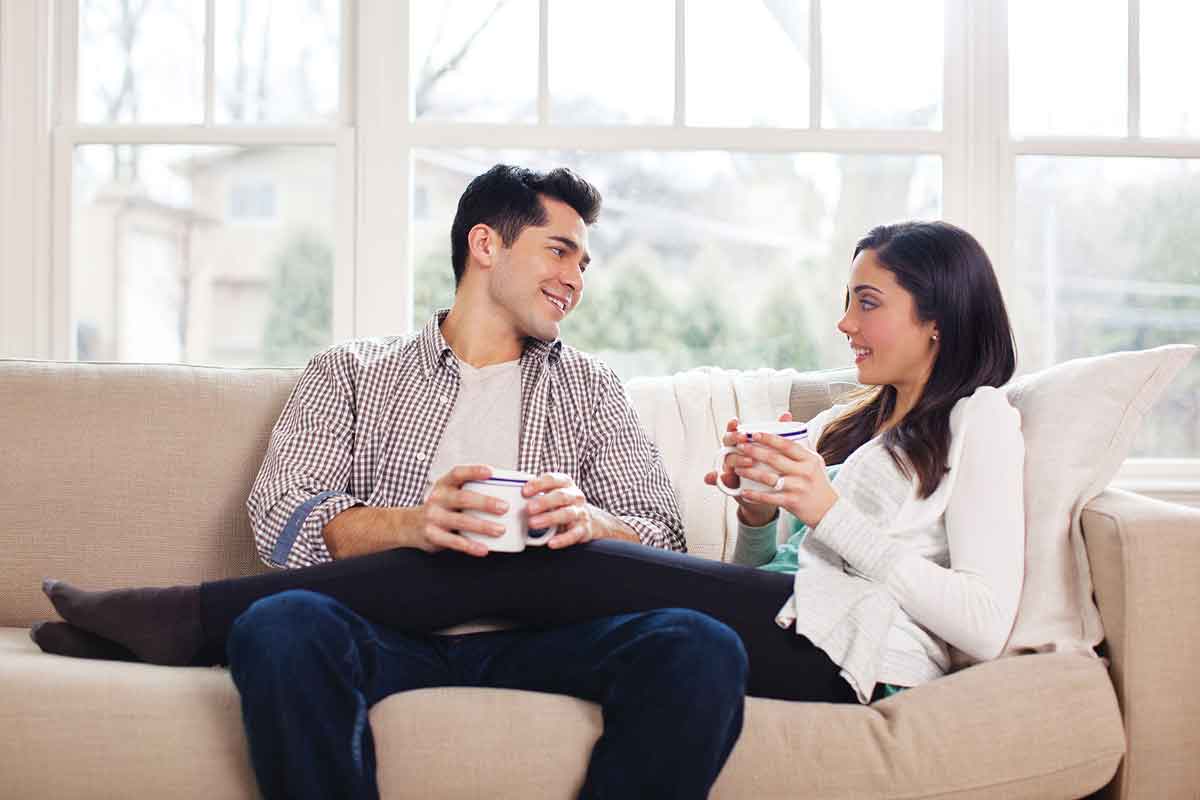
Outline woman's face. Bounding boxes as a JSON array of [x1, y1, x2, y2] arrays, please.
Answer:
[[836, 248, 939, 392]]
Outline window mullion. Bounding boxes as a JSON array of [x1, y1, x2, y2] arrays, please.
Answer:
[[809, 0, 821, 129], [674, 0, 685, 126], [538, 0, 549, 125], [56, 0, 78, 125], [1128, 0, 1140, 138], [356, 0, 412, 338], [204, 0, 215, 124]]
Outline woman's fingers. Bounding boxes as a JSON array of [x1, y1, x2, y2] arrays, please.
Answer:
[[734, 465, 784, 487]]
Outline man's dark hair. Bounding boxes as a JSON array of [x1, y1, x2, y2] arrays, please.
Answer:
[[450, 164, 602, 286]]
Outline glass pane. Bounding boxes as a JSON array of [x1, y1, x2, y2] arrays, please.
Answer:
[[821, 0, 943, 129], [1015, 156, 1200, 457], [1141, 0, 1200, 138], [78, 0, 205, 123], [412, 0, 537, 123], [215, 0, 341, 124], [73, 145, 337, 367], [413, 149, 941, 378], [686, 0, 810, 128], [550, 0, 674, 124], [1009, 0, 1126, 137]]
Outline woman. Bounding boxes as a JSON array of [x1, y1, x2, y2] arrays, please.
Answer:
[[33, 220, 1024, 706]]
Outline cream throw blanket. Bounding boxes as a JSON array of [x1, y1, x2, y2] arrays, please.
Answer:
[[626, 367, 797, 562]]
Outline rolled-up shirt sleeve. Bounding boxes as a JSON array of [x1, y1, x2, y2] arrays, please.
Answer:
[[580, 367, 686, 552], [246, 350, 365, 568]]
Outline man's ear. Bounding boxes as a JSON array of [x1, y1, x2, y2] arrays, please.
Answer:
[[467, 224, 499, 270]]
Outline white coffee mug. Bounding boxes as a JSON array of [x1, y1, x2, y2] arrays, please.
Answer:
[[461, 468, 558, 552], [712, 421, 809, 497]]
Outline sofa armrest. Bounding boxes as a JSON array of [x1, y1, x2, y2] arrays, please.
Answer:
[[1082, 487, 1200, 800]]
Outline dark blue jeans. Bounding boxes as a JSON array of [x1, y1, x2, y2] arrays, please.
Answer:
[[226, 590, 747, 800]]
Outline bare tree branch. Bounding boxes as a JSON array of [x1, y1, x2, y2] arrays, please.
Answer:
[[415, 0, 512, 116]]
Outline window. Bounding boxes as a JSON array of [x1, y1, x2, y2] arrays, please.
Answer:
[[408, 0, 947, 379], [1008, 1, 1200, 459], [228, 181, 278, 223], [0, 0, 1195, 474], [62, 0, 348, 367]]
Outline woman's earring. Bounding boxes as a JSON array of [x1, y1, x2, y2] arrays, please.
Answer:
[[931, 333, 939, 342]]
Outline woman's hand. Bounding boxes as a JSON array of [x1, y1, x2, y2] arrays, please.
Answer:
[[703, 414, 789, 528], [732, 423, 839, 529]]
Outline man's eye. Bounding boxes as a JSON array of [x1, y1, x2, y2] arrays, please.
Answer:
[[550, 247, 563, 257]]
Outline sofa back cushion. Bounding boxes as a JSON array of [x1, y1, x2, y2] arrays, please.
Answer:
[[0, 359, 860, 625], [0, 360, 300, 626]]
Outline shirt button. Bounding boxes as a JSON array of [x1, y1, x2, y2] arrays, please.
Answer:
[[415, 452, 426, 462], [439, 395, 450, 405]]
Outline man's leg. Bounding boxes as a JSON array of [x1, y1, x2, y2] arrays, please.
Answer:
[[453, 609, 748, 800], [226, 589, 452, 800]]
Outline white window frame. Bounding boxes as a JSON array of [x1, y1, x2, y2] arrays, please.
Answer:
[[32, 0, 358, 361], [0, 0, 1195, 496]]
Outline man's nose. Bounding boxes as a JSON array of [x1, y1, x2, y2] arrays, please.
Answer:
[[561, 263, 583, 292]]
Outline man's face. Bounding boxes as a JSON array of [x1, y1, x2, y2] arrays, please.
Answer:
[[487, 195, 591, 342]]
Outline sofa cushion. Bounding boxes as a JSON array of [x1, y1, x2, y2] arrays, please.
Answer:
[[372, 650, 1123, 799], [0, 627, 257, 799], [0, 360, 300, 626], [1002, 344, 1196, 657], [1, 627, 1123, 799]]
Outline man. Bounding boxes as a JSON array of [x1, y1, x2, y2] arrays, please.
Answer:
[[232, 165, 747, 799]]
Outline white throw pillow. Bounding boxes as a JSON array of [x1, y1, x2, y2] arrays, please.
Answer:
[[1002, 344, 1197, 656]]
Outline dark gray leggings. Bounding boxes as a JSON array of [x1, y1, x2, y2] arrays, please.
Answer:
[[200, 539, 861, 703]]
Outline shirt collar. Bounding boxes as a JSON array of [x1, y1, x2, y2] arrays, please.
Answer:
[[417, 309, 563, 380]]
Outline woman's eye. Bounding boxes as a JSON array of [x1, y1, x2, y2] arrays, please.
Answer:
[[859, 299, 876, 310], [550, 247, 563, 257]]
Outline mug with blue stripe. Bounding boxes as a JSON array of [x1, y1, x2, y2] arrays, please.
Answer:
[[462, 468, 557, 552], [712, 421, 810, 497]]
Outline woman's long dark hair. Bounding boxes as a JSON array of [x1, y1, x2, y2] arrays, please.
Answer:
[[816, 221, 1016, 498]]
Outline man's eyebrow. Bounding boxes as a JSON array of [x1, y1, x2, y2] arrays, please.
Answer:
[[851, 284, 883, 294], [549, 235, 591, 266]]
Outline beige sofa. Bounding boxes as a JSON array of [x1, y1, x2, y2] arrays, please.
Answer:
[[1, 357, 1197, 799]]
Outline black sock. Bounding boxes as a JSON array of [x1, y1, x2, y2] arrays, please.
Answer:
[[30, 620, 139, 662], [41, 579, 202, 666]]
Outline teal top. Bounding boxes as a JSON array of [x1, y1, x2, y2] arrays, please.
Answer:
[[751, 464, 906, 700]]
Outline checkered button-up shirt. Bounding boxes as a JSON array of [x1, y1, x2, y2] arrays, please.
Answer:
[[247, 311, 686, 568]]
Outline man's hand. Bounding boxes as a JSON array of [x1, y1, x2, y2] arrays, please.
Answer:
[[523, 472, 639, 549], [409, 465, 510, 557]]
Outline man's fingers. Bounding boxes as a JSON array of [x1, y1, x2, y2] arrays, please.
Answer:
[[522, 472, 574, 497], [778, 411, 794, 422], [547, 526, 587, 549], [437, 464, 493, 488], [529, 503, 586, 530], [431, 486, 509, 515], [429, 507, 505, 537], [527, 487, 585, 515], [430, 529, 489, 557]]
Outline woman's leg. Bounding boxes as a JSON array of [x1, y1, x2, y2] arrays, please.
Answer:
[[204, 540, 853, 701], [44, 540, 857, 702]]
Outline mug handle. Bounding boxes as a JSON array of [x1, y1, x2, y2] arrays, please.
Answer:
[[712, 446, 744, 497], [525, 522, 557, 546]]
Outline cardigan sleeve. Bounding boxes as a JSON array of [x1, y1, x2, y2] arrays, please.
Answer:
[[808, 387, 1025, 662]]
